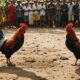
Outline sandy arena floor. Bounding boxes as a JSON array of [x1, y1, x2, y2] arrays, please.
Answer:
[[0, 28, 80, 80]]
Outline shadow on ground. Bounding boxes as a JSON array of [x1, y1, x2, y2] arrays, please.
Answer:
[[0, 66, 47, 80], [75, 66, 80, 76]]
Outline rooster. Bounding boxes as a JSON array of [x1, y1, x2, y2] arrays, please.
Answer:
[[0, 23, 27, 66], [65, 23, 80, 65]]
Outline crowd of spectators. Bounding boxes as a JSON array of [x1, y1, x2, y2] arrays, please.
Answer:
[[0, 0, 80, 28]]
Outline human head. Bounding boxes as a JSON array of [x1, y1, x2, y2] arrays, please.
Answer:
[[17, 0, 21, 5]]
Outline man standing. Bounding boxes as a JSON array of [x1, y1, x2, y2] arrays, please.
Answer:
[[72, 0, 79, 26], [8, 0, 15, 28], [23, 1, 29, 26], [15, 0, 24, 27], [45, 0, 49, 27], [47, 0, 56, 27], [4, 1, 10, 27], [28, 1, 34, 27], [39, 0, 46, 27], [55, 0, 62, 27], [68, 0, 74, 22], [61, 0, 68, 27], [33, 0, 40, 27]]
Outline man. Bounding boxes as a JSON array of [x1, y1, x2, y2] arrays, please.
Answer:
[[15, 0, 24, 27], [4, 1, 10, 27], [39, 0, 46, 27], [61, 0, 68, 27], [33, 0, 40, 27], [72, 0, 79, 26], [45, 0, 49, 27], [55, 0, 62, 27], [28, 1, 34, 27], [47, 0, 56, 27], [8, 0, 16, 28], [68, 0, 74, 22], [23, 1, 29, 25]]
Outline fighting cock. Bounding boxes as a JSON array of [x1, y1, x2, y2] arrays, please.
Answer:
[[0, 23, 27, 66], [65, 23, 80, 65]]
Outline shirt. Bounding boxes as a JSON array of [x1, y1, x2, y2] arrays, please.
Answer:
[[72, 3, 79, 15], [62, 3, 68, 14], [33, 4, 40, 15], [68, 3, 74, 15], [23, 5, 29, 16], [39, 4, 46, 16], [16, 5, 24, 17], [28, 5, 34, 15], [56, 3, 62, 15], [48, 3, 56, 15]]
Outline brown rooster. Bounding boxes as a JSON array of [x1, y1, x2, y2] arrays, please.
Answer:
[[65, 23, 80, 65], [0, 23, 28, 66]]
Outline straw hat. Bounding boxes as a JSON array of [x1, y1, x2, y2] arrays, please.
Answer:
[[40, 0, 44, 2], [22, 2, 25, 4], [29, 1, 34, 3], [17, 0, 21, 2], [25, 1, 28, 3]]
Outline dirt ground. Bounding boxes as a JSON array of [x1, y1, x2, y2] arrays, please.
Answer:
[[0, 28, 80, 80]]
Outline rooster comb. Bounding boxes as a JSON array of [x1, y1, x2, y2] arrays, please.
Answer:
[[20, 23, 28, 28], [66, 23, 73, 29]]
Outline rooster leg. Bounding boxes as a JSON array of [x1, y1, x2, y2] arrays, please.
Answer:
[[6, 59, 13, 66], [75, 59, 78, 66]]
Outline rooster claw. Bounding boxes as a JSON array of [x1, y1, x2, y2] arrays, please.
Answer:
[[71, 64, 77, 66], [7, 63, 16, 67], [7, 59, 16, 67], [7, 61, 15, 67]]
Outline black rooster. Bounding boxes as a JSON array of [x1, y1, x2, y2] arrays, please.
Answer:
[[66, 23, 80, 65]]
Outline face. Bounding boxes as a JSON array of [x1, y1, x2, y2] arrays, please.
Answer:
[[57, 0, 60, 4], [6, 2, 9, 5], [41, 2, 44, 5], [26, 3, 28, 6], [63, 0, 66, 3], [69, 0, 72, 3], [11, 1, 14, 5], [50, 0, 53, 3], [75, 0, 78, 4], [17, 1, 21, 5], [34, 1, 37, 4], [30, 3, 33, 6]]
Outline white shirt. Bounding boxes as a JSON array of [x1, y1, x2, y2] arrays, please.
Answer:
[[68, 3, 74, 15], [33, 4, 40, 15], [23, 5, 29, 16], [39, 4, 46, 16], [28, 5, 34, 15]]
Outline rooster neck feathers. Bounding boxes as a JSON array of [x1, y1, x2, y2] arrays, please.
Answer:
[[66, 29, 78, 41]]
